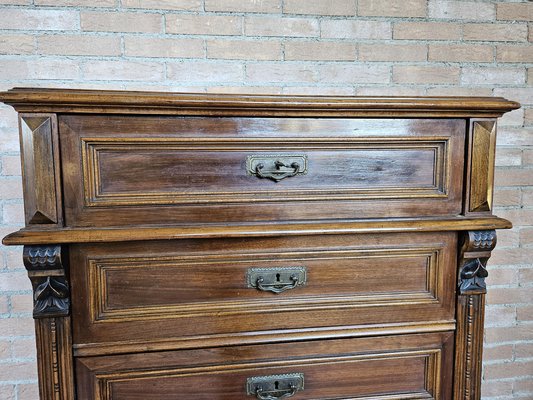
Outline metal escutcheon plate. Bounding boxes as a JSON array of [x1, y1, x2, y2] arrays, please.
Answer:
[[246, 266, 307, 293], [246, 373, 304, 398]]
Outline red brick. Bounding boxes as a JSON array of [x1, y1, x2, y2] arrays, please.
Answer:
[[487, 287, 533, 305], [487, 266, 518, 285], [322, 20, 391, 39], [246, 16, 318, 37], [359, 0, 426, 17], [491, 246, 533, 265]]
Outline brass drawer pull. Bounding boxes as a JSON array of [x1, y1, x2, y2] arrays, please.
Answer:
[[246, 155, 307, 182], [247, 373, 304, 399], [247, 267, 307, 294]]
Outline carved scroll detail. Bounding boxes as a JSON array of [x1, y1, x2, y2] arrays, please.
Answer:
[[454, 230, 496, 400], [23, 245, 70, 318]]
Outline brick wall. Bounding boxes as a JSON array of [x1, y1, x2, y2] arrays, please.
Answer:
[[0, 1, 531, 399]]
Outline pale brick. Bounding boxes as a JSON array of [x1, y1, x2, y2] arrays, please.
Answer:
[[487, 287, 533, 306], [0, 296, 7, 314], [494, 88, 533, 106], [0, 9, 79, 31], [246, 63, 318, 83], [514, 379, 533, 394], [0, 35, 35, 55], [356, 87, 426, 96], [0, 318, 34, 337], [521, 268, 533, 283], [499, 108, 524, 127], [246, 16, 319, 37], [319, 64, 390, 84], [81, 12, 162, 33], [497, 2, 533, 22], [393, 21, 461, 40], [207, 39, 281, 60], [484, 360, 533, 380], [484, 305, 516, 327], [1, 156, 20, 177], [359, 43, 426, 62], [38, 35, 121, 56], [393, 66, 460, 84], [284, 41, 355, 61], [125, 37, 203, 58], [168, 61, 243, 83], [321, 20, 391, 39], [11, 337, 36, 359], [482, 345, 514, 362], [0, 0, 30, 4], [486, 267, 518, 286], [429, 44, 493, 62], [17, 384, 39, 400], [0, 59, 80, 81], [122, 0, 201, 10], [461, 67, 525, 85], [3, 203, 24, 225], [495, 148, 522, 167], [0, 341, 10, 360], [10, 294, 33, 314], [284, 0, 355, 16], [494, 229, 520, 249], [0, 361, 38, 381], [517, 305, 533, 322], [526, 109, 533, 126], [525, 149, 533, 164], [426, 87, 492, 97], [497, 45, 533, 63], [496, 168, 533, 186], [282, 86, 354, 96], [0, 385, 15, 400], [83, 60, 165, 81], [166, 14, 242, 36], [206, 0, 280, 13], [429, 0, 495, 21], [358, 0, 426, 18], [529, 68, 533, 85], [0, 271, 29, 292], [35, 0, 116, 5], [206, 86, 282, 95], [481, 380, 513, 398], [464, 23, 528, 42]]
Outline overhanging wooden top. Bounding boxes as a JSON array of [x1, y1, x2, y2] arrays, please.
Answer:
[[0, 88, 520, 117], [3, 217, 512, 246]]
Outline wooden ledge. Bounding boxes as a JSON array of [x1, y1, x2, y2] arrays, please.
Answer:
[[0, 88, 520, 117], [3, 216, 512, 246]]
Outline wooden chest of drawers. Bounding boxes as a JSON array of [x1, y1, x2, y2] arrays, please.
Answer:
[[1, 88, 519, 400]]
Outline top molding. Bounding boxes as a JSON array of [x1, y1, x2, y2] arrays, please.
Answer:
[[0, 88, 521, 118]]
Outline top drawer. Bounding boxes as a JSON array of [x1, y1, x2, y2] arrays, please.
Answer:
[[60, 116, 465, 227]]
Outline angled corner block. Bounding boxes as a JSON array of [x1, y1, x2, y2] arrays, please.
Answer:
[[20, 114, 63, 225], [466, 120, 497, 214]]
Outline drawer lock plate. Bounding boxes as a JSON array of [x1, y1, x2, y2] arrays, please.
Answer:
[[247, 373, 304, 399], [247, 267, 307, 294], [246, 155, 308, 182]]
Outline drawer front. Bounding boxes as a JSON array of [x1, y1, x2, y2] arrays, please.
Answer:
[[70, 232, 457, 353], [76, 333, 453, 399], [60, 116, 465, 226]]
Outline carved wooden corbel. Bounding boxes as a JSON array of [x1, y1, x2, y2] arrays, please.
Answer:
[[454, 230, 496, 400], [23, 245, 70, 318]]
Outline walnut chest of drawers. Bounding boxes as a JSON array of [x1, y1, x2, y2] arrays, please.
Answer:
[[1, 88, 520, 400]]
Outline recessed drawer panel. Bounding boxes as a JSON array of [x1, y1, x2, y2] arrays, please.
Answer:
[[70, 232, 457, 354], [60, 116, 465, 226], [76, 332, 453, 399]]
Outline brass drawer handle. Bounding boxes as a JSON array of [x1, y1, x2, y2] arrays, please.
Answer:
[[247, 373, 304, 399], [246, 155, 308, 182], [247, 267, 307, 294]]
